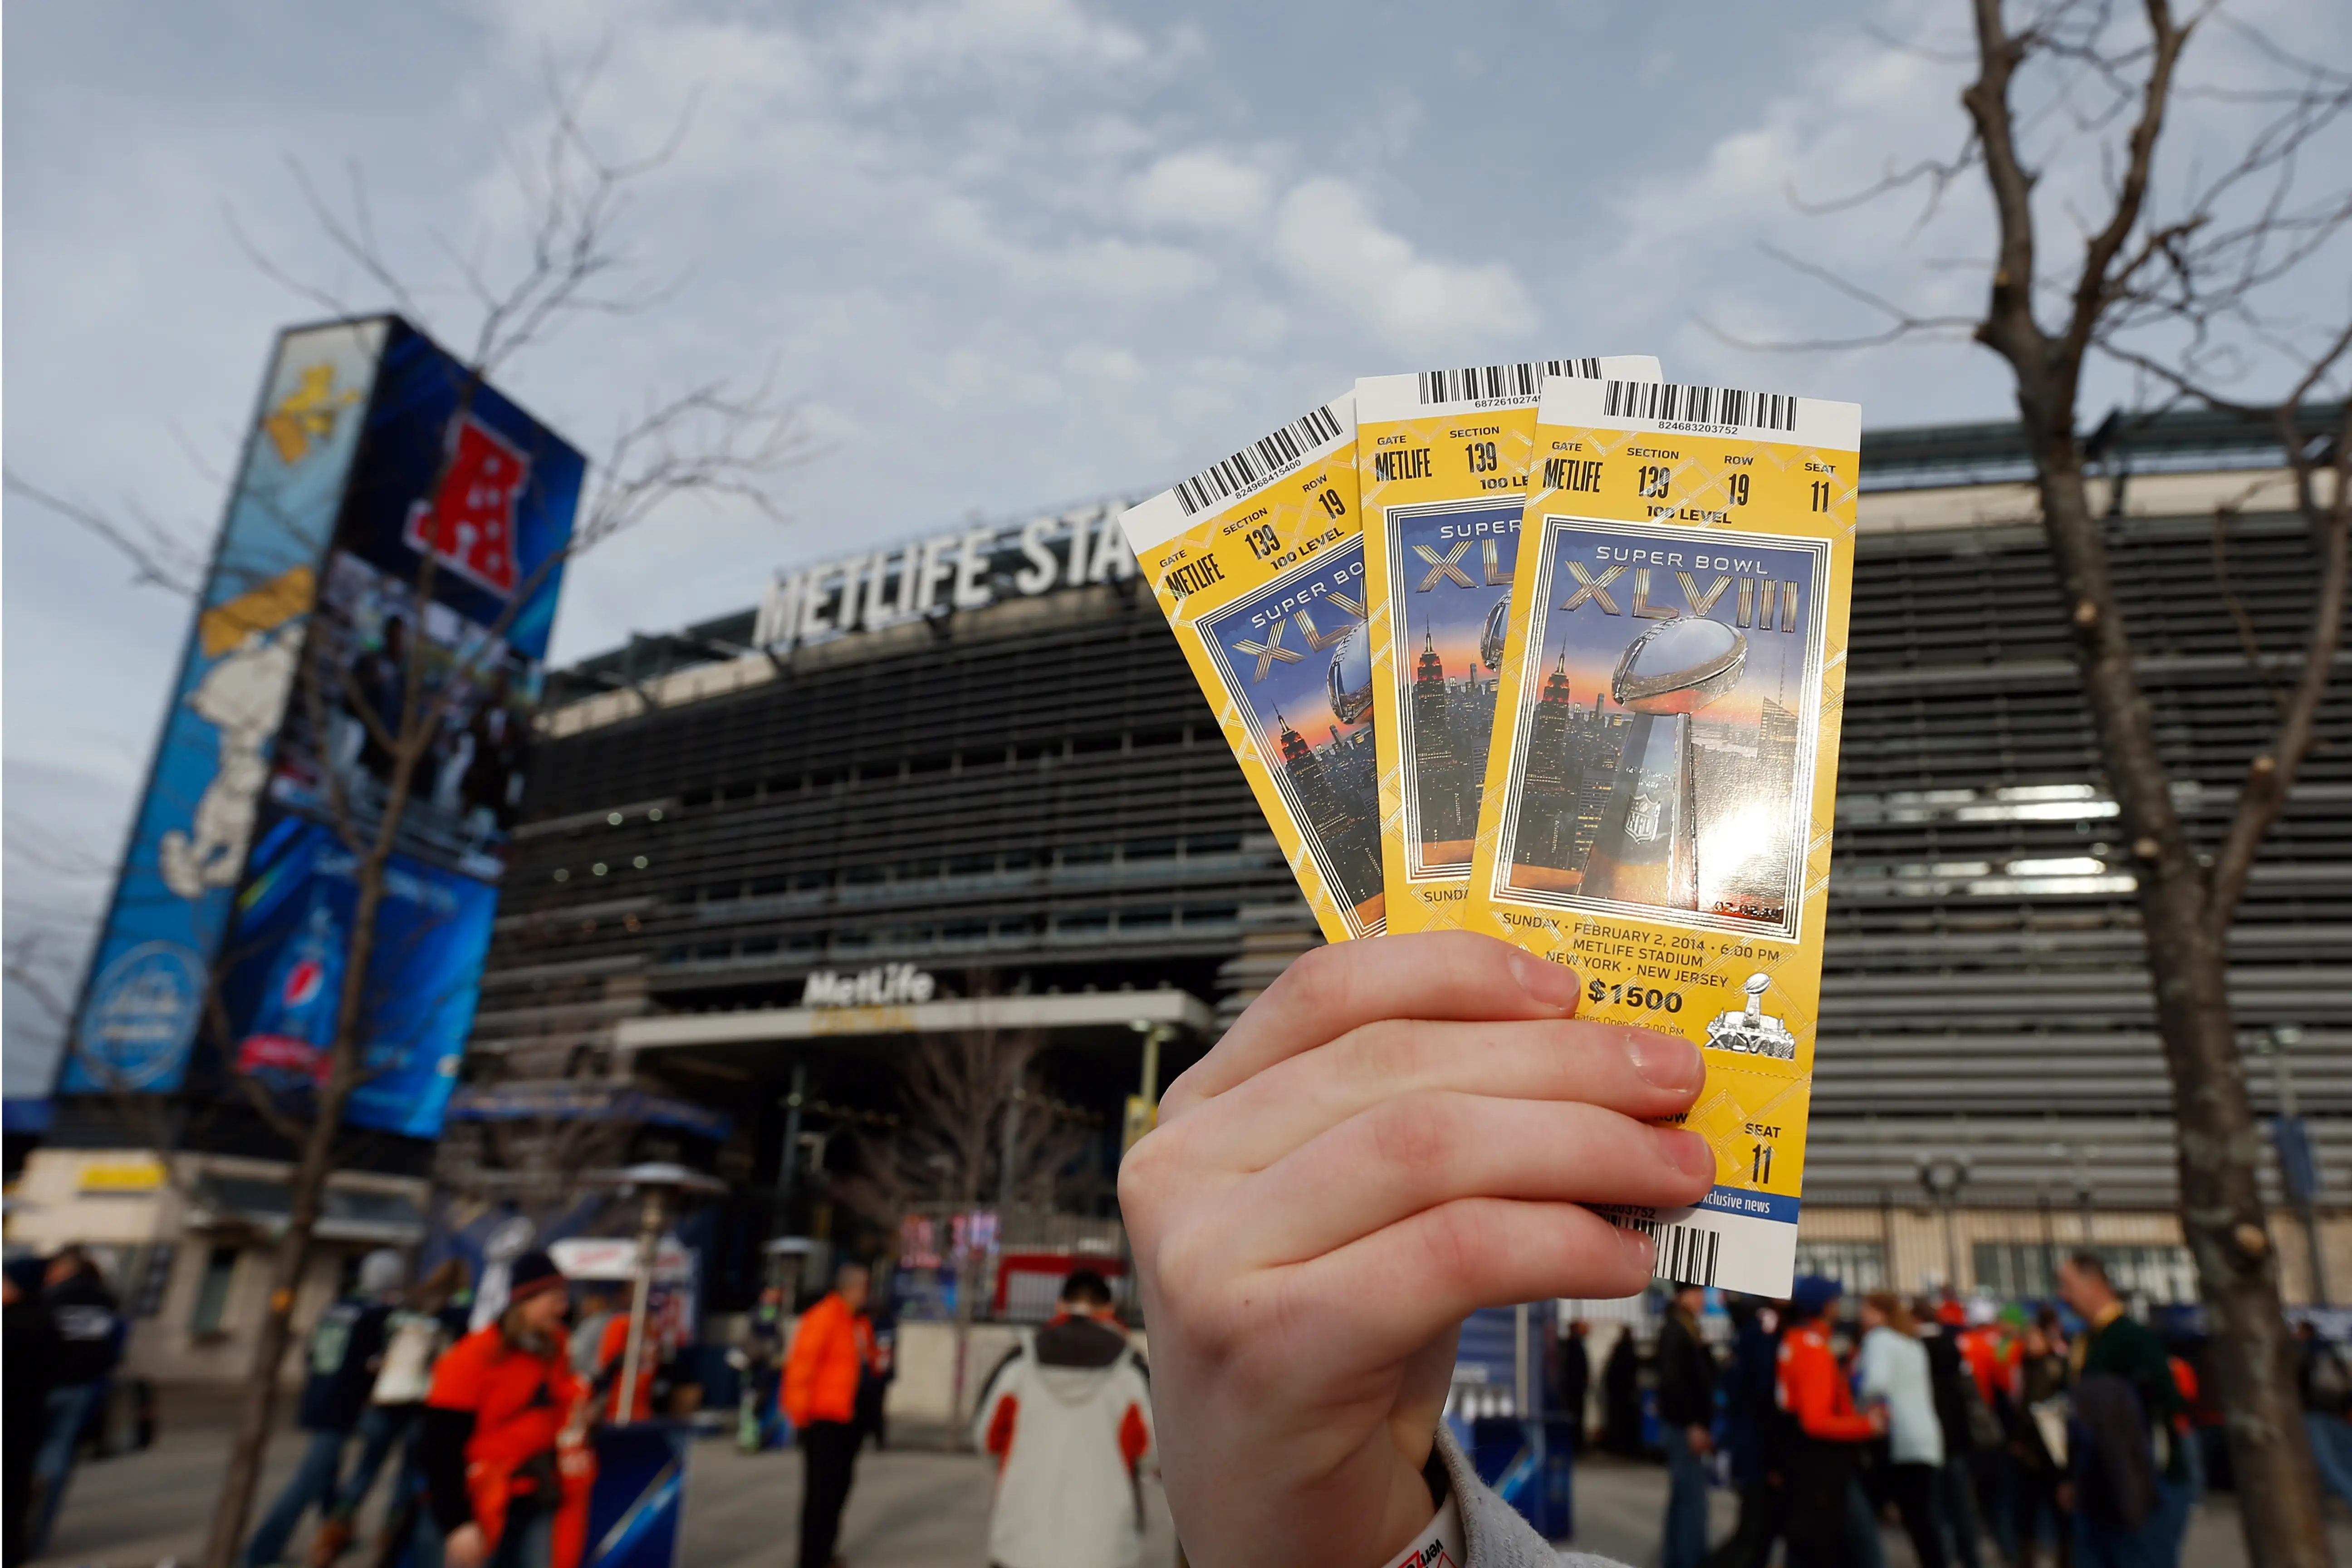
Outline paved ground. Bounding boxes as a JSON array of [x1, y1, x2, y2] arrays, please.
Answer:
[[30, 1409, 2352, 1568]]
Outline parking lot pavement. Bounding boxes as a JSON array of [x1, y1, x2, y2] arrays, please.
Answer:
[[28, 1421, 1172, 1568], [30, 1412, 2349, 1568]]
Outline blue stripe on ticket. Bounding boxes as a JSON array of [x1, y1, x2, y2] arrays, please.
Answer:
[[1696, 1186, 1801, 1225]]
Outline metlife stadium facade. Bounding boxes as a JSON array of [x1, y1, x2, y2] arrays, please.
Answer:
[[465, 406, 2348, 1309]]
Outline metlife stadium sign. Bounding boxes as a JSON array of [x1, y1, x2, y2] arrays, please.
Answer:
[[752, 499, 1144, 651]]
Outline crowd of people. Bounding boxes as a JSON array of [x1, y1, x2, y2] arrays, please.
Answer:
[[1624, 1253, 2352, 1568], [11, 1218, 2347, 1568], [4, 1240, 1162, 1568]]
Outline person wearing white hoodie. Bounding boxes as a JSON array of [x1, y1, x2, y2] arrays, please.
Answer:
[[1857, 1292, 1948, 1568], [971, 1271, 1153, 1568]]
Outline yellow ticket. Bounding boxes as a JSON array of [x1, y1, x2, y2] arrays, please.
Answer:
[[1356, 356, 1661, 934], [1120, 397, 1383, 942], [1464, 374, 1861, 1296]]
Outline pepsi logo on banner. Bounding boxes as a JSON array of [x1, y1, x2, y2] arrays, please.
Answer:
[[282, 956, 325, 1007]]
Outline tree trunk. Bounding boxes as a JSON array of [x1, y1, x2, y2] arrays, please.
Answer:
[[195, 1085, 342, 1568], [2031, 450, 2328, 1567], [200, 805, 397, 1568]]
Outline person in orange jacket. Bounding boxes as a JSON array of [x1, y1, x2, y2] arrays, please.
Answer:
[[1776, 1277, 1882, 1568], [421, 1251, 595, 1568], [595, 1309, 661, 1425], [784, 1262, 871, 1568]]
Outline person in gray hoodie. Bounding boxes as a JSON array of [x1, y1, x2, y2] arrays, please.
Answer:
[[1121, 932, 1717, 1568]]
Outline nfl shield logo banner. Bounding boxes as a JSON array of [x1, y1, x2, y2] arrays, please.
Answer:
[[403, 414, 532, 595]]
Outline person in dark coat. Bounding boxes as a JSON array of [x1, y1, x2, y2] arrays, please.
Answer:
[[2057, 1254, 2189, 1568], [352, 617, 409, 784], [1919, 1301, 1986, 1568], [1558, 1320, 1592, 1447], [4, 1260, 59, 1568], [29, 1247, 122, 1558], [244, 1251, 403, 1566], [1603, 1328, 1643, 1455], [459, 665, 524, 833], [1657, 1284, 1720, 1568], [1704, 1298, 1782, 1568], [2007, 1313, 2072, 1568], [2295, 1320, 2352, 1504], [853, 1300, 896, 1451]]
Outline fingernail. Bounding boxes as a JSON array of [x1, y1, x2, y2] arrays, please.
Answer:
[[1627, 1030, 1702, 1091], [1663, 1129, 1717, 1181], [1508, 949, 1581, 1010], [1616, 1222, 1656, 1273]]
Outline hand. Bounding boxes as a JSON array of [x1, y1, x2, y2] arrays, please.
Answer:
[[1120, 934, 1714, 1568], [443, 1523, 488, 1568], [1687, 1424, 1715, 1458], [1867, 1406, 1889, 1436]]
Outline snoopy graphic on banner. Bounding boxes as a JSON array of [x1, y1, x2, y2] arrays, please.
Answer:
[[158, 618, 303, 899]]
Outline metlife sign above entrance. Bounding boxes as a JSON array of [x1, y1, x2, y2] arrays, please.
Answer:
[[752, 498, 1143, 651]]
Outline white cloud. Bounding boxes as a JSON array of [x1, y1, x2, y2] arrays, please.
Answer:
[[845, 0, 1157, 100], [1272, 177, 1536, 358], [1128, 149, 1274, 231], [1564, 11, 1990, 408], [1565, 0, 2352, 416]]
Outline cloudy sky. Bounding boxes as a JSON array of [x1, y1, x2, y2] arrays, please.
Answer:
[[6, 0, 2345, 1091]]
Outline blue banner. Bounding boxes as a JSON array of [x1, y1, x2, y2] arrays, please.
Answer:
[[334, 319, 585, 662], [261, 321, 587, 881], [216, 816, 495, 1138], [62, 320, 388, 1096]]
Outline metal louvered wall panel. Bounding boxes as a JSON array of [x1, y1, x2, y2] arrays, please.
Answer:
[[479, 587, 1298, 1076], [1818, 509, 2349, 1145]]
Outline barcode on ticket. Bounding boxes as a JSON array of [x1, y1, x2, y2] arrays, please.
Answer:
[[1417, 358, 1603, 406], [1601, 379, 1799, 434], [1617, 1215, 1723, 1288], [1173, 403, 1346, 516]]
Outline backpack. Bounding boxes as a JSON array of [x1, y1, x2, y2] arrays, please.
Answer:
[[1958, 1374, 2006, 1453]]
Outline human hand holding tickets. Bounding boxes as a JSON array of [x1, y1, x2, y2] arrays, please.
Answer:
[[1120, 932, 1715, 1568]]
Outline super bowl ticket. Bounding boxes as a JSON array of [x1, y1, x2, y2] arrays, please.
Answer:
[[1355, 356, 1661, 934], [1465, 374, 1861, 1297], [1120, 397, 1384, 943]]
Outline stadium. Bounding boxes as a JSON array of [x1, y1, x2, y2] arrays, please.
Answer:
[[448, 402, 2349, 1314]]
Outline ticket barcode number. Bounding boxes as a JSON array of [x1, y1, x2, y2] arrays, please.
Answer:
[[1418, 358, 1603, 406], [1602, 379, 1799, 434], [1617, 1215, 1722, 1288], [1174, 404, 1346, 517]]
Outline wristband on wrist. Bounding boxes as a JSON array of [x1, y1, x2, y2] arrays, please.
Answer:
[[1377, 1488, 1462, 1568]]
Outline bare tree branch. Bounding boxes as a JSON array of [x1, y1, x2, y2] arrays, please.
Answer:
[[5, 472, 209, 596], [2204, 400, 2349, 930], [1698, 243, 1982, 353]]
